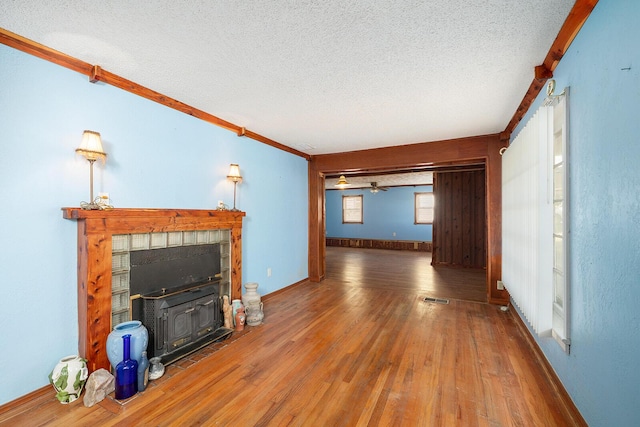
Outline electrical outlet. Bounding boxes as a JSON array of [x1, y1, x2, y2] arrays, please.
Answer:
[[497, 280, 504, 290], [267, 268, 272, 277], [392, 232, 396, 237]]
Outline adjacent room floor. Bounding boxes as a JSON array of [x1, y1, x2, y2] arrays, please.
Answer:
[[325, 246, 487, 303]]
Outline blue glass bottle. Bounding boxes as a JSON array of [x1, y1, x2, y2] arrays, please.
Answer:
[[115, 334, 138, 399], [137, 350, 149, 392]]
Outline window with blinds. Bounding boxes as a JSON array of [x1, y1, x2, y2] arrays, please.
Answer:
[[342, 195, 363, 224], [414, 192, 434, 224], [502, 86, 570, 353]]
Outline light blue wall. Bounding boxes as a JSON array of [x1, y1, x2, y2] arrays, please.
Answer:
[[510, 1, 640, 424], [326, 186, 432, 241], [0, 45, 308, 405]]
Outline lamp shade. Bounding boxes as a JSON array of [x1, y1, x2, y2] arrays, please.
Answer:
[[227, 164, 242, 182], [76, 130, 106, 161], [335, 175, 350, 188]]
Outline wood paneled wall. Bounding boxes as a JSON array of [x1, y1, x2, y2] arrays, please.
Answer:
[[326, 238, 432, 252], [432, 170, 486, 268]]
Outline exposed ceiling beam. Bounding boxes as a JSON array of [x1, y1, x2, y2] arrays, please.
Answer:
[[325, 162, 485, 179]]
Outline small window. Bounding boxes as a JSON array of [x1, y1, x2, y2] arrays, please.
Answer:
[[551, 89, 570, 353], [415, 192, 434, 224], [342, 195, 363, 224]]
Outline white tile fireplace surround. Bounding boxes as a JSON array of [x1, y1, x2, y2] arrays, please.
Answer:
[[62, 208, 245, 373]]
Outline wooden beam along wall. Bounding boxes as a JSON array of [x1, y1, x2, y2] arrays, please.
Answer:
[[502, 0, 599, 138], [0, 27, 310, 161]]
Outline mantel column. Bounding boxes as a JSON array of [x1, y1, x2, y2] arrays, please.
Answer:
[[230, 226, 243, 301], [77, 222, 113, 372]]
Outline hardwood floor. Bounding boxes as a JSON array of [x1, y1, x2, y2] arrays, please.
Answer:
[[325, 247, 487, 303], [0, 248, 584, 426]]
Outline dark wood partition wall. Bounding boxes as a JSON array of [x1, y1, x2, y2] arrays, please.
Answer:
[[310, 134, 509, 304], [432, 170, 486, 268]]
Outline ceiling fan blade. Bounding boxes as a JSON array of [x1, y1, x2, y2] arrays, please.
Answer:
[[370, 182, 389, 191]]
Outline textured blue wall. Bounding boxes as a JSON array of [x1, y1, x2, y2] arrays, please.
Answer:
[[0, 45, 308, 405], [510, 1, 640, 424], [326, 185, 432, 241]]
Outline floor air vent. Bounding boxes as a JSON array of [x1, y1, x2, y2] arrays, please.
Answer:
[[423, 296, 450, 304]]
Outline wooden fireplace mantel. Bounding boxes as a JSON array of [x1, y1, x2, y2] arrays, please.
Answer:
[[62, 207, 245, 372]]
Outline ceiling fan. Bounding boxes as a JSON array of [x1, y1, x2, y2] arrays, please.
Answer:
[[370, 182, 388, 193]]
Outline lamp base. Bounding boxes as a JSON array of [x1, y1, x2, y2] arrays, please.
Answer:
[[80, 197, 113, 210], [80, 202, 102, 210]]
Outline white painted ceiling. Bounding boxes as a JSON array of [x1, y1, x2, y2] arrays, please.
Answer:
[[1, 0, 575, 155]]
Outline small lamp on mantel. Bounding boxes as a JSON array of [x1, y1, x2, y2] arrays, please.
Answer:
[[227, 163, 242, 211], [76, 130, 107, 210]]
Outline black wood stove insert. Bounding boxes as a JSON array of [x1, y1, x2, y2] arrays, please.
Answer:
[[129, 243, 232, 365]]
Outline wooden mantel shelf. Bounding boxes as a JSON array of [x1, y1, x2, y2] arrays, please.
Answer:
[[62, 206, 245, 222], [62, 207, 245, 372]]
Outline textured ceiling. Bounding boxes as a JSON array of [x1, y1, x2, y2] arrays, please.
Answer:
[[1, 0, 575, 155]]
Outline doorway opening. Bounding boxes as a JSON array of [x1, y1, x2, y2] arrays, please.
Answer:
[[323, 164, 487, 304]]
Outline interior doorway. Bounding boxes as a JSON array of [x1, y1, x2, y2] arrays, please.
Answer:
[[323, 166, 488, 303], [308, 133, 508, 305]]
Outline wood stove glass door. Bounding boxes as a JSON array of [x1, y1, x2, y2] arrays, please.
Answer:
[[167, 302, 195, 350]]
